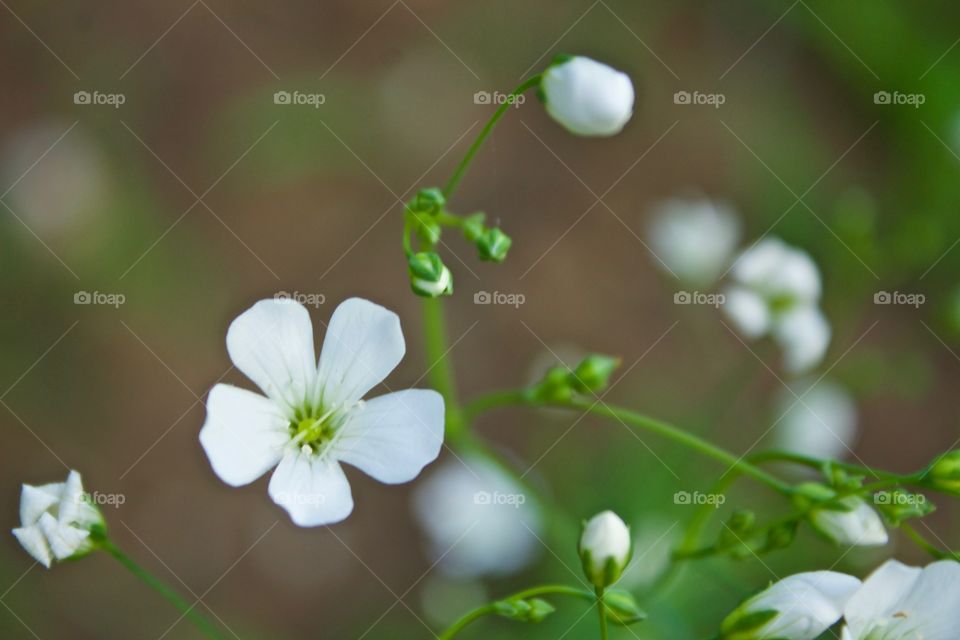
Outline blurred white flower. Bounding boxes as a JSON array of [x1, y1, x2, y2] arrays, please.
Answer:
[[647, 197, 741, 286], [723, 238, 831, 373], [200, 298, 444, 527], [579, 510, 631, 588], [720, 570, 861, 640], [810, 496, 888, 547], [1, 121, 108, 236], [841, 559, 960, 640], [775, 380, 857, 460], [541, 56, 634, 136], [12, 470, 103, 568], [412, 456, 541, 578]]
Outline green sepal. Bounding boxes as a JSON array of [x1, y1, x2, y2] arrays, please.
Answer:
[[477, 227, 512, 262], [570, 355, 621, 394], [462, 212, 486, 242], [493, 597, 555, 623], [602, 589, 646, 626], [720, 607, 778, 638]]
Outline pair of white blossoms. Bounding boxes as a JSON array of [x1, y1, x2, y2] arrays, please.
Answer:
[[200, 297, 445, 526], [722, 559, 960, 640]]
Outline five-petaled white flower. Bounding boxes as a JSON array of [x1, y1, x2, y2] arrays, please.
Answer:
[[841, 559, 960, 640], [12, 470, 103, 568], [200, 298, 445, 527], [720, 570, 861, 640], [723, 238, 830, 374], [541, 56, 634, 137]]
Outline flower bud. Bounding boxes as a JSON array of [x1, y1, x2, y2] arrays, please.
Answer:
[[461, 212, 486, 242], [476, 227, 512, 262], [602, 589, 646, 625], [807, 496, 888, 547], [570, 354, 620, 394], [12, 470, 105, 568], [541, 56, 634, 137], [927, 450, 960, 494], [408, 252, 452, 298], [579, 510, 631, 588], [719, 571, 861, 640], [410, 187, 445, 216], [530, 365, 575, 404], [493, 597, 555, 623]]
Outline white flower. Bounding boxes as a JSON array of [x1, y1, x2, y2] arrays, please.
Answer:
[[775, 380, 857, 460], [579, 510, 631, 587], [841, 559, 960, 640], [411, 456, 541, 578], [723, 238, 830, 373], [541, 56, 634, 136], [809, 496, 888, 547], [720, 571, 861, 640], [12, 470, 103, 568], [647, 197, 741, 286], [200, 298, 445, 527]]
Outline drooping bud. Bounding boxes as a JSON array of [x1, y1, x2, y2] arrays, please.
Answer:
[[461, 212, 486, 242], [408, 252, 452, 298], [807, 495, 888, 547], [926, 450, 960, 494], [579, 510, 631, 589], [570, 355, 620, 394], [476, 227, 512, 262], [411, 187, 445, 216], [540, 56, 634, 137]]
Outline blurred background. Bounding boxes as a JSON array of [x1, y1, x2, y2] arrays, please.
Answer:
[[2, 0, 959, 637]]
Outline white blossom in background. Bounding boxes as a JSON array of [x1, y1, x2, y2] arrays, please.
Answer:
[[723, 238, 831, 374], [647, 197, 741, 286], [775, 380, 858, 460], [720, 570, 861, 640], [809, 496, 888, 547], [579, 510, 631, 588], [12, 470, 103, 568], [200, 298, 444, 527], [841, 559, 960, 640], [541, 56, 634, 136], [412, 456, 542, 578]]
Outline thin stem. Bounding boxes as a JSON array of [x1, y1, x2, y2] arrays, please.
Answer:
[[443, 75, 542, 200], [100, 539, 224, 639], [422, 297, 466, 442], [464, 388, 532, 421], [899, 523, 960, 561], [747, 450, 917, 483], [596, 586, 609, 640], [438, 585, 593, 639]]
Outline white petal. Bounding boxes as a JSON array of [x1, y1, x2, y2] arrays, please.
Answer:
[[12, 525, 53, 568], [37, 512, 90, 561], [723, 287, 771, 338], [268, 450, 353, 526], [776, 380, 857, 460], [746, 571, 861, 640], [200, 384, 290, 487], [810, 497, 888, 547], [775, 306, 831, 374], [226, 299, 317, 411], [733, 238, 821, 302], [647, 198, 741, 286], [542, 56, 634, 136], [843, 559, 921, 638], [334, 390, 444, 484], [317, 298, 405, 408], [19, 484, 60, 526], [57, 470, 99, 529]]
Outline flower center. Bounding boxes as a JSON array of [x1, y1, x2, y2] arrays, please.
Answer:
[[290, 405, 341, 453]]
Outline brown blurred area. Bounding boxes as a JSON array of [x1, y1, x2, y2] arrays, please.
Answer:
[[2, 1, 960, 638]]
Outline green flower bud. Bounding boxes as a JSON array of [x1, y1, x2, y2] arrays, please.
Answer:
[[579, 511, 631, 589], [411, 187, 445, 215], [791, 482, 837, 509], [872, 489, 935, 526], [530, 365, 575, 404], [493, 597, 555, 623], [414, 215, 442, 245], [602, 589, 646, 625], [927, 451, 960, 494], [570, 355, 620, 394], [462, 212, 486, 242], [477, 227, 512, 262], [408, 252, 452, 298]]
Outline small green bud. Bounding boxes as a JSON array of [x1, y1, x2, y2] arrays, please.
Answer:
[[408, 252, 452, 298], [462, 212, 486, 242], [927, 450, 960, 494], [411, 187, 445, 215], [579, 511, 631, 589], [414, 215, 442, 245], [530, 365, 575, 404], [872, 489, 935, 525], [493, 598, 555, 623], [726, 510, 756, 534], [791, 482, 838, 509], [570, 354, 620, 394], [602, 589, 646, 625], [476, 227, 512, 262], [763, 520, 798, 551]]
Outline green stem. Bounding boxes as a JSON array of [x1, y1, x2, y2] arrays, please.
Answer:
[[438, 585, 593, 640], [100, 539, 224, 639], [443, 75, 542, 200], [422, 297, 465, 442], [899, 523, 960, 561], [747, 450, 919, 483], [464, 388, 532, 421], [596, 586, 609, 640]]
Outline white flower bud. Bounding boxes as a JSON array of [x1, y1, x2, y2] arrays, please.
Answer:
[[12, 470, 104, 568], [720, 571, 861, 640], [541, 57, 634, 137], [809, 496, 888, 547], [579, 510, 631, 588]]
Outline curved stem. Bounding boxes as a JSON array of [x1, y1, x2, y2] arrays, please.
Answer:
[[443, 75, 542, 200], [438, 585, 593, 640], [747, 450, 917, 483], [900, 523, 960, 561], [100, 539, 224, 639], [422, 297, 465, 442], [464, 388, 532, 421]]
